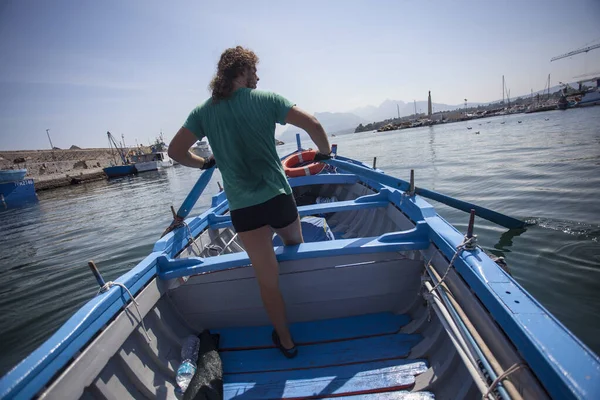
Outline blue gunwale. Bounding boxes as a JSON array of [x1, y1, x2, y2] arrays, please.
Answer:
[[0, 252, 162, 400], [380, 186, 600, 399], [2, 154, 599, 399]]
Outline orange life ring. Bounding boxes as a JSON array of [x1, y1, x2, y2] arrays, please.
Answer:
[[282, 150, 326, 177]]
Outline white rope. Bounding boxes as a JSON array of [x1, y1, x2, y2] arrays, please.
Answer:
[[482, 363, 527, 399], [98, 281, 151, 342], [182, 221, 203, 256], [428, 235, 478, 294], [219, 233, 239, 256]]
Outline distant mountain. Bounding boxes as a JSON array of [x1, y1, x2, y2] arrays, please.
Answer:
[[350, 99, 476, 123], [277, 111, 367, 143]]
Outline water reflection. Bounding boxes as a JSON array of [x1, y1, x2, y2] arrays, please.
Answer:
[[490, 228, 527, 257]]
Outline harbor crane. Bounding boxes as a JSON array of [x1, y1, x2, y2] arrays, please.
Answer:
[[551, 42, 600, 62]]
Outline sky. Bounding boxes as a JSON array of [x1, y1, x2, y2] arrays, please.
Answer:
[[0, 0, 599, 150]]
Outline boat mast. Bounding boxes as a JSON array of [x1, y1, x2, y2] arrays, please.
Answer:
[[502, 75, 505, 106], [107, 131, 128, 165], [107, 133, 117, 165]]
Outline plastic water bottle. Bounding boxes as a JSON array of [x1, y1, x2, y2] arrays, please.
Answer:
[[176, 335, 200, 392], [316, 195, 338, 204]]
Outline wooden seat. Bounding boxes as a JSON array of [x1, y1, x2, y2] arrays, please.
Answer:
[[214, 312, 431, 399]]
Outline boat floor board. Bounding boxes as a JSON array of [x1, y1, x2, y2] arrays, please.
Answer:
[[216, 312, 411, 350], [223, 359, 428, 399], [220, 332, 422, 374], [321, 391, 435, 399]]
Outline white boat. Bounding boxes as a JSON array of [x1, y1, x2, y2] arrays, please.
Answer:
[[575, 89, 600, 107], [131, 153, 159, 173], [155, 151, 174, 168], [191, 140, 212, 159]]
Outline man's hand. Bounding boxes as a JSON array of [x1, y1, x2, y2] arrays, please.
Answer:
[[313, 151, 332, 162], [201, 155, 216, 170]]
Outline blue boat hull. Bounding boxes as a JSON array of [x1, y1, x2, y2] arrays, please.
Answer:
[[103, 165, 136, 178], [0, 179, 37, 208], [0, 169, 27, 183], [1, 143, 599, 399]]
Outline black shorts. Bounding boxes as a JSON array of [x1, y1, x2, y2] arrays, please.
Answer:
[[230, 194, 299, 233]]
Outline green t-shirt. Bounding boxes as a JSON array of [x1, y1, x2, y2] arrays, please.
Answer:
[[183, 88, 295, 211]]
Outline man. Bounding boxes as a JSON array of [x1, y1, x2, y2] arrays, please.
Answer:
[[168, 46, 331, 358]]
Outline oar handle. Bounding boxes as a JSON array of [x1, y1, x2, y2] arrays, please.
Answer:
[[324, 158, 525, 229], [176, 167, 215, 219]]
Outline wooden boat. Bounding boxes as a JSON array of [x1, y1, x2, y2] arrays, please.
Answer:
[[1, 136, 599, 399], [0, 169, 27, 183]]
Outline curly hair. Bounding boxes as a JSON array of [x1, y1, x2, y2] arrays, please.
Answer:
[[210, 46, 259, 101]]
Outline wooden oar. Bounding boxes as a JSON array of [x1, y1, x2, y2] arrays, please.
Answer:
[[161, 167, 215, 237], [324, 158, 525, 229]]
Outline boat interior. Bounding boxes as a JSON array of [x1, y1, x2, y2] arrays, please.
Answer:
[[37, 180, 548, 400]]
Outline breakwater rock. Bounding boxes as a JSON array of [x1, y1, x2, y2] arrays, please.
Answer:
[[0, 148, 117, 191]]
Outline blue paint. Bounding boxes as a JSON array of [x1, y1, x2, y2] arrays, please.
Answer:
[[223, 359, 427, 399], [321, 392, 434, 400], [216, 312, 411, 349], [288, 173, 359, 187], [211, 190, 227, 207], [0, 169, 27, 183], [102, 164, 136, 178], [176, 167, 215, 219], [221, 333, 422, 374], [0, 179, 37, 207], [153, 196, 229, 255], [158, 224, 430, 280], [0, 252, 161, 400], [208, 191, 392, 230], [3, 154, 600, 400], [417, 201, 600, 399], [325, 158, 525, 229]]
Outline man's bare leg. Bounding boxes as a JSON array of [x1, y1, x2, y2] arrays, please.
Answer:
[[272, 216, 304, 246], [238, 225, 295, 349]]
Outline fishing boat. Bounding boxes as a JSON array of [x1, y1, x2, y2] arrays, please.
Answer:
[[131, 153, 160, 173], [127, 151, 172, 173], [0, 169, 27, 183], [155, 151, 174, 168], [103, 132, 137, 178], [2, 135, 599, 399], [191, 140, 212, 159], [0, 178, 37, 208], [103, 164, 137, 178]]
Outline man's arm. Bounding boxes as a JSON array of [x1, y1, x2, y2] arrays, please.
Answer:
[[285, 106, 332, 154], [168, 127, 208, 168]]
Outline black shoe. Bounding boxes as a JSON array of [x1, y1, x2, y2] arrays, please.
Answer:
[[272, 330, 298, 359]]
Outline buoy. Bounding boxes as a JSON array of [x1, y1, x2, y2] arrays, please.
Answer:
[[282, 150, 326, 177]]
